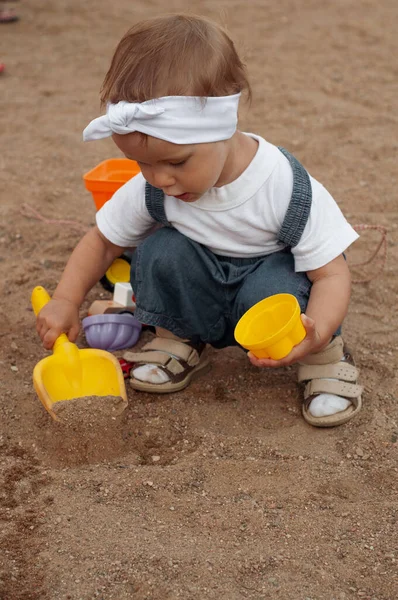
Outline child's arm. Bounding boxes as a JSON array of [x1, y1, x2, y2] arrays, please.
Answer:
[[36, 226, 129, 349], [304, 254, 351, 344], [248, 254, 351, 368]]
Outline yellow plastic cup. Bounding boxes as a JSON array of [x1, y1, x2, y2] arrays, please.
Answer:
[[234, 293, 306, 360]]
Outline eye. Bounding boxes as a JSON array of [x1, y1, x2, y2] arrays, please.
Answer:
[[169, 160, 186, 167]]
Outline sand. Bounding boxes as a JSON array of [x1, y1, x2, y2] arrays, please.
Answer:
[[1, 1, 397, 599], [43, 396, 129, 466]]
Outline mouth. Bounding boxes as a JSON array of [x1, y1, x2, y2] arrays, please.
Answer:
[[173, 193, 191, 201]]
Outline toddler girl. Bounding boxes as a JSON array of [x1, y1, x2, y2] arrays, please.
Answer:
[[36, 14, 362, 427]]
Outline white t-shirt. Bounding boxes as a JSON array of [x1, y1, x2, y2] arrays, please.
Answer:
[[96, 134, 359, 272]]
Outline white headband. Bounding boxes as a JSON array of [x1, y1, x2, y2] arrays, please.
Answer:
[[83, 93, 241, 145]]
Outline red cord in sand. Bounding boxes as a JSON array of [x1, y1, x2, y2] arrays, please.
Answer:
[[19, 204, 388, 284]]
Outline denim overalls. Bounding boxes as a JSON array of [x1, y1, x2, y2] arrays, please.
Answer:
[[131, 148, 317, 349]]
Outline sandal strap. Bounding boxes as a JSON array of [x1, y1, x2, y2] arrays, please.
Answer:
[[298, 362, 358, 383], [126, 351, 186, 375], [123, 337, 201, 374], [304, 378, 363, 400], [146, 337, 200, 364], [299, 336, 344, 365]]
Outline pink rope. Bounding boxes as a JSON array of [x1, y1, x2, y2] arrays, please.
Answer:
[[19, 204, 388, 284], [350, 224, 388, 283], [19, 203, 88, 233]]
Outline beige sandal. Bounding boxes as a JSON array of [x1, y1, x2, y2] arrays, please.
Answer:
[[123, 337, 210, 393], [298, 336, 363, 427]]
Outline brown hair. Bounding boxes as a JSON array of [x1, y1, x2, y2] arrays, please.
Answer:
[[100, 14, 251, 106]]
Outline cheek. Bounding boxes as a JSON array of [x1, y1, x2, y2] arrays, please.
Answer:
[[138, 165, 152, 182], [189, 167, 217, 189], [206, 156, 225, 181]]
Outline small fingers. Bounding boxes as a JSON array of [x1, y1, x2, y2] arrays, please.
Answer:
[[34, 299, 80, 350], [38, 317, 65, 349], [68, 323, 80, 342], [248, 352, 285, 368], [248, 340, 311, 368], [36, 312, 46, 337], [42, 327, 63, 350], [37, 320, 46, 341], [301, 314, 317, 339]]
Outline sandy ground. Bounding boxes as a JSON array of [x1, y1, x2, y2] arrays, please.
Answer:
[[1, 1, 398, 598]]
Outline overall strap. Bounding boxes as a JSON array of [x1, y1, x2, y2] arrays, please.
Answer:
[[144, 147, 312, 245], [144, 182, 171, 226], [277, 147, 312, 248]]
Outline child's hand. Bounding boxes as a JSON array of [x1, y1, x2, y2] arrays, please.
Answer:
[[36, 298, 80, 350], [248, 314, 325, 369]]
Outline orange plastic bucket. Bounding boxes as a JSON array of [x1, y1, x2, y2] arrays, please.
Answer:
[[83, 158, 141, 210], [234, 293, 306, 360]]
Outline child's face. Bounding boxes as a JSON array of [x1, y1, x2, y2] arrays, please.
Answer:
[[112, 132, 233, 202]]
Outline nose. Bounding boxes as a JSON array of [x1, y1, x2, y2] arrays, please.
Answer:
[[151, 166, 175, 189]]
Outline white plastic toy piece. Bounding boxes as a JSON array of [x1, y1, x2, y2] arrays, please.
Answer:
[[113, 282, 136, 308]]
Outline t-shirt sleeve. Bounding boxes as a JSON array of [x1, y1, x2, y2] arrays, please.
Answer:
[[95, 173, 159, 247], [270, 157, 359, 272], [291, 179, 359, 272]]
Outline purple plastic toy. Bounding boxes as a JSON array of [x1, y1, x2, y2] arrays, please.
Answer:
[[82, 313, 142, 351]]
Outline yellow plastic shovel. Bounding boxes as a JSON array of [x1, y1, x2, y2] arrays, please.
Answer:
[[31, 286, 128, 420]]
